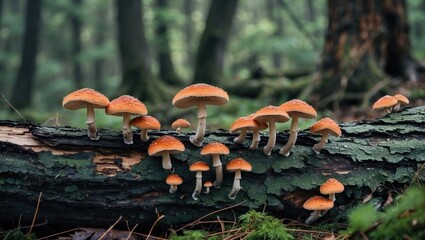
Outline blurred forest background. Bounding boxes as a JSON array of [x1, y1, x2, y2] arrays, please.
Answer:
[[0, 0, 424, 130]]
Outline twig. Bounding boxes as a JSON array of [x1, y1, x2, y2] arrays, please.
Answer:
[[27, 192, 42, 236], [1, 94, 26, 122], [38, 228, 81, 240], [125, 223, 138, 240], [98, 216, 122, 240], [175, 200, 247, 232], [146, 212, 165, 240]]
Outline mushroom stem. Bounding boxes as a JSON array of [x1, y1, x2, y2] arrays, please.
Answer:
[[263, 120, 276, 156], [86, 104, 99, 140], [329, 193, 336, 202], [280, 116, 299, 156], [176, 127, 182, 134], [228, 170, 242, 199], [192, 171, 203, 200], [234, 130, 247, 143], [122, 113, 133, 144], [140, 129, 149, 142], [169, 185, 177, 194], [204, 187, 210, 194], [190, 103, 207, 147], [249, 129, 261, 149], [312, 132, 330, 154], [305, 210, 322, 224], [212, 155, 223, 188], [161, 152, 172, 170]]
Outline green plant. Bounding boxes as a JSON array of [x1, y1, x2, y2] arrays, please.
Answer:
[[239, 210, 294, 240], [0, 228, 37, 240], [170, 230, 208, 240]]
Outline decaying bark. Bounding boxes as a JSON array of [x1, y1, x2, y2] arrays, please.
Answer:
[[0, 106, 424, 229]]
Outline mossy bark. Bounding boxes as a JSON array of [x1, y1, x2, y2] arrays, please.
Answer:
[[0, 106, 424, 229]]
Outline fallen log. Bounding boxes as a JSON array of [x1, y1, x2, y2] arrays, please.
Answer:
[[0, 106, 424, 230]]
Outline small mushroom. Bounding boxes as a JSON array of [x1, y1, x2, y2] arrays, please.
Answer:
[[200, 142, 229, 188], [372, 95, 398, 113], [226, 158, 252, 200], [105, 95, 147, 144], [130, 115, 161, 142], [393, 93, 409, 112], [172, 83, 229, 147], [171, 118, 191, 133], [166, 174, 183, 194], [310, 118, 341, 154], [303, 196, 334, 224], [254, 106, 290, 156], [189, 161, 210, 200], [62, 88, 110, 140], [203, 181, 213, 194], [279, 99, 317, 156], [320, 178, 345, 202], [148, 135, 185, 170]]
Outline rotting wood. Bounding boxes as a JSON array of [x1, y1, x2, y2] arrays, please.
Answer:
[[0, 106, 424, 229]]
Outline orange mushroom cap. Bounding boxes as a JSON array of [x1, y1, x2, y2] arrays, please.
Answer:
[[130, 115, 161, 130], [106, 95, 147, 116], [303, 196, 334, 210], [254, 105, 290, 123], [372, 95, 398, 110], [394, 93, 409, 105], [171, 118, 191, 129], [310, 118, 341, 137], [203, 181, 213, 187], [63, 88, 110, 110], [320, 178, 345, 195], [280, 99, 317, 119], [230, 116, 260, 133], [166, 174, 183, 185], [189, 161, 210, 172], [201, 142, 230, 155], [226, 158, 252, 172], [148, 135, 185, 156], [172, 83, 229, 109]]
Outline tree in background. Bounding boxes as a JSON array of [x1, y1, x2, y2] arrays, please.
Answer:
[[116, 0, 153, 100], [71, 0, 83, 89], [193, 0, 239, 85], [11, 0, 42, 109], [154, 0, 182, 86], [315, 0, 423, 109]]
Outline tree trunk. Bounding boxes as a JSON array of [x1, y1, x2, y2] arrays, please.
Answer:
[[192, 0, 238, 85], [10, 0, 42, 109], [154, 0, 182, 86], [93, 3, 106, 92], [71, 0, 83, 89], [116, 0, 154, 101], [183, 0, 194, 66], [266, 0, 284, 68], [317, 0, 420, 107], [1, 106, 424, 229]]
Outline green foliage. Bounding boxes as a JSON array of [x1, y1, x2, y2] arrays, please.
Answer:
[[0, 228, 37, 240], [344, 186, 425, 240], [170, 230, 208, 240], [239, 210, 294, 240]]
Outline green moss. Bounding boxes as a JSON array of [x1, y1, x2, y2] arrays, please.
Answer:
[[290, 173, 326, 190]]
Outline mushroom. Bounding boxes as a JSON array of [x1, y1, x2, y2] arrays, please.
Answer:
[[172, 83, 229, 147], [372, 95, 398, 113], [310, 117, 341, 154], [303, 196, 334, 224], [226, 158, 252, 200], [105, 95, 147, 144], [62, 88, 110, 140], [279, 99, 317, 156], [250, 121, 268, 150], [253, 106, 290, 156], [171, 118, 191, 133], [130, 115, 161, 142], [393, 93, 409, 112], [229, 114, 266, 147], [203, 181, 213, 194], [166, 173, 183, 194], [200, 142, 230, 188], [189, 161, 210, 200], [320, 178, 345, 202], [148, 135, 185, 171]]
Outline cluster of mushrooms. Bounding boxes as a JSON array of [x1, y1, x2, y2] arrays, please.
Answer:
[[62, 84, 409, 223]]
